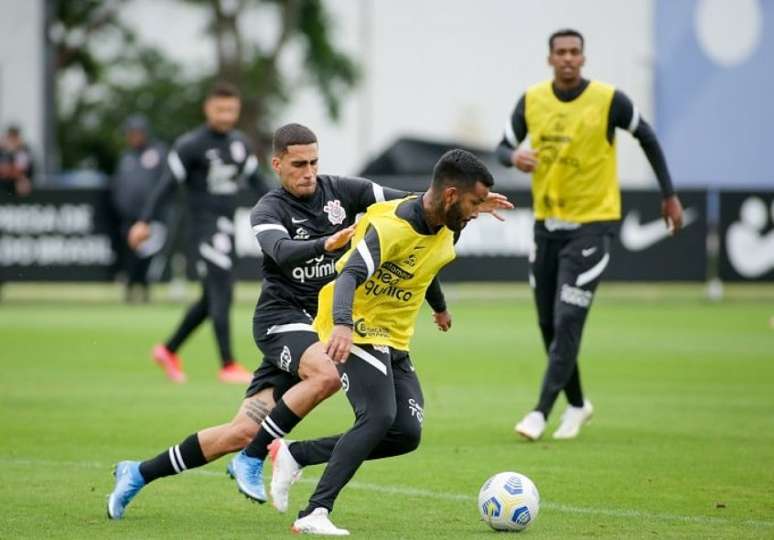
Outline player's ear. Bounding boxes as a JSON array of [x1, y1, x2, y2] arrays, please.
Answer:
[[443, 185, 458, 205], [271, 155, 282, 175]]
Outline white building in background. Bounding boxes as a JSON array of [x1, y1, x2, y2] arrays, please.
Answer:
[[124, 0, 657, 186], [0, 0, 45, 172], [7, 0, 754, 187]]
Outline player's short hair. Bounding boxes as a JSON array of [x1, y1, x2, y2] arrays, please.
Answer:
[[549, 28, 584, 52], [207, 81, 241, 100], [273, 123, 318, 156], [432, 149, 494, 190]]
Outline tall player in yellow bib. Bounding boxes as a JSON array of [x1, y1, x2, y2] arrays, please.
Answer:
[[496, 29, 685, 441], [274, 150, 496, 535]]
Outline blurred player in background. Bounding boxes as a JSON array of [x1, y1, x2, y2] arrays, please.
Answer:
[[496, 29, 684, 441], [0, 125, 34, 197], [111, 115, 168, 303], [128, 82, 263, 384]]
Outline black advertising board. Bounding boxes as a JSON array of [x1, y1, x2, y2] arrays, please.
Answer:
[[0, 189, 118, 281], [393, 188, 708, 282], [0, 186, 715, 283], [606, 190, 707, 281], [719, 191, 774, 281]]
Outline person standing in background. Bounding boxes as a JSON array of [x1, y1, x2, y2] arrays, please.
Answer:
[[111, 115, 169, 303], [0, 125, 34, 197], [496, 29, 684, 441]]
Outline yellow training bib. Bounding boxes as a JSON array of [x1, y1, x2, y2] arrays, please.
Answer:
[[314, 197, 455, 351], [525, 80, 620, 222]]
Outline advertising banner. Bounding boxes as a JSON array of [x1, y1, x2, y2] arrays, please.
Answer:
[[719, 191, 774, 281]]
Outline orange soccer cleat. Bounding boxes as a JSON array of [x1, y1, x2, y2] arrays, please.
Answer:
[[218, 362, 254, 384], [152, 344, 187, 383]]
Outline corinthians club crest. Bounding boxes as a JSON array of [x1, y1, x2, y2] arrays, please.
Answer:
[[323, 199, 346, 225]]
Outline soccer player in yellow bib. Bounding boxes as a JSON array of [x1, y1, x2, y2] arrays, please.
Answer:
[[496, 29, 685, 441], [273, 150, 495, 536]]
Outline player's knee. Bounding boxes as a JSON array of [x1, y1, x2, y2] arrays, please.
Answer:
[[398, 423, 422, 454], [364, 408, 397, 436], [319, 370, 342, 397], [229, 419, 259, 449], [211, 312, 229, 331], [554, 309, 584, 332], [306, 362, 341, 399]]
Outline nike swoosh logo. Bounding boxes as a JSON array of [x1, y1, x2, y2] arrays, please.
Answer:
[[291, 218, 308, 224], [581, 247, 597, 257], [620, 207, 698, 251]]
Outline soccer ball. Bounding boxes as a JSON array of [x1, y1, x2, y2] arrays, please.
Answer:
[[478, 472, 540, 532]]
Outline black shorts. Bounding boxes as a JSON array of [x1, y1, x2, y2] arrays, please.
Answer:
[[245, 311, 320, 400]]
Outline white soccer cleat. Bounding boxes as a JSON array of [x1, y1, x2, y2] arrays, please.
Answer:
[[268, 438, 302, 513], [292, 507, 350, 536], [552, 400, 593, 440], [515, 411, 546, 441]]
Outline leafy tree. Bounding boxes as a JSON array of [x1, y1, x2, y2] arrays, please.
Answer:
[[51, 0, 358, 174]]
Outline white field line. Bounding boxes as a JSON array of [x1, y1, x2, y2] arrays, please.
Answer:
[[3, 457, 772, 529]]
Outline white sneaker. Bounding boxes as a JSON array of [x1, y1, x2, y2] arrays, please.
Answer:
[[553, 400, 593, 440], [292, 507, 350, 536], [268, 438, 302, 513], [515, 411, 546, 441]]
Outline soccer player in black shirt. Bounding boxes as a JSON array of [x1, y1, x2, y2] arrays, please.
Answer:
[[496, 29, 684, 441], [107, 124, 511, 520], [128, 82, 262, 384]]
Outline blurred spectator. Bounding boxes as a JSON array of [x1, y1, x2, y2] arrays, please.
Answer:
[[0, 125, 34, 197], [111, 115, 169, 303]]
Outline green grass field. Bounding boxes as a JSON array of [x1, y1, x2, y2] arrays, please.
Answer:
[[1, 283, 773, 539]]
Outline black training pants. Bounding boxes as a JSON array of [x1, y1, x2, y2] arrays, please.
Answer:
[[294, 347, 424, 513], [530, 232, 610, 418]]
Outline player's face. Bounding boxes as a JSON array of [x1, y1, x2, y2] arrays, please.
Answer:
[[441, 181, 490, 232], [548, 36, 585, 84], [126, 129, 146, 149], [272, 143, 319, 198], [204, 96, 241, 133]]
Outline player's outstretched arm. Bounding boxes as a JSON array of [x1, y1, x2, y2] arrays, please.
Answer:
[[479, 192, 515, 221], [328, 227, 382, 362]]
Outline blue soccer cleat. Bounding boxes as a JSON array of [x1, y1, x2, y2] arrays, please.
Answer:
[[107, 461, 145, 519], [229, 451, 267, 503]]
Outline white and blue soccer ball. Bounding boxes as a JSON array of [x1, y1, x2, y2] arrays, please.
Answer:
[[478, 472, 540, 532]]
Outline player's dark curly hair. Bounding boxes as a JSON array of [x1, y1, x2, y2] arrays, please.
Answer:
[[432, 149, 494, 189], [549, 28, 584, 52], [273, 123, 318, 155]]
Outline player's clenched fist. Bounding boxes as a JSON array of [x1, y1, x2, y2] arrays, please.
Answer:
[[512, 148, 538, 173]]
